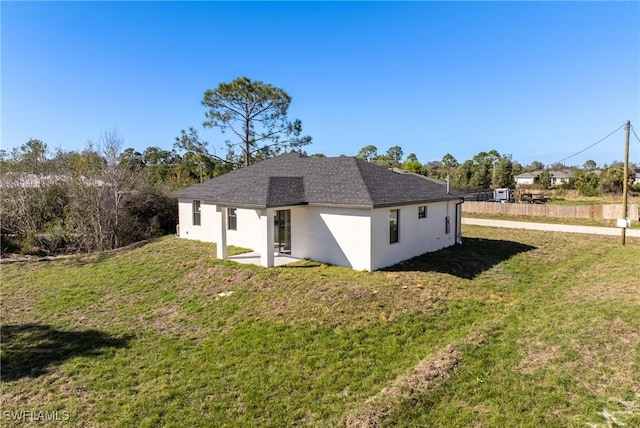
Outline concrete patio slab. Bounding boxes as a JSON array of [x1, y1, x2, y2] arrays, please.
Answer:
[[227, 252, 301, 267]]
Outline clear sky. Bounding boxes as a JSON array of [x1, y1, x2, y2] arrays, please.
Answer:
[[2, 1, 639, 168]]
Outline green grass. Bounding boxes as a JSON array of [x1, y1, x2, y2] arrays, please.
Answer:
[[2, 229, 639, 427]]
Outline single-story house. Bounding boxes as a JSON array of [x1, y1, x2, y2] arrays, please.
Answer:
[[173, 153, 464, 271], [0, 173, 105, 189], [515, 170, 571, 187]]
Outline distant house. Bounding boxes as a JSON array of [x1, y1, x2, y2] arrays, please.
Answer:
[[0, 173, 67, 189], [174, 153, 464, 271], [515, 170, 571, 187], [634, 169, 640, 186], [0, 173, 105, 189], [514, 172, 538, 187], [550, 171, 571, 186]]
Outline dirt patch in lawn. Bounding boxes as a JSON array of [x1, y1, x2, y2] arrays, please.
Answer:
[[345, 344, 462, 428], [151, 304, 191, 336], [178, 263, 254, 299], [242, 272, 455, 328], [517, 342, 562, 375]]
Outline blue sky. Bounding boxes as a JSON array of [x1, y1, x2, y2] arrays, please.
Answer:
[[2, 1, 639, 167]]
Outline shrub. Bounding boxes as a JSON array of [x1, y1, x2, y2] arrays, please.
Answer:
[[579, 185, 600, 197]]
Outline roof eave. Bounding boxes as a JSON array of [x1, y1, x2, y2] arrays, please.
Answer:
[[371, 196, 464, 209], [175, 199, 310, 210], [307, 202, 373, 209], [265, 202, 309, 209]]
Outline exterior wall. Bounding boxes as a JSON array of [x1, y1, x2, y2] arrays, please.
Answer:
[[226, 208, 262, 250], [177, 199, 461, 272], [370, 201, 458, 271], [515, 177, 535, 186], [292, 206, 372, 271], [552, 177, 570, 185], [518, 173, 570, 187], [177, 200, 263, 249], [177, 199, 218, 242]]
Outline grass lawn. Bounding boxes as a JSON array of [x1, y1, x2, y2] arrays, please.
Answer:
[[2, 226, 639, 427]]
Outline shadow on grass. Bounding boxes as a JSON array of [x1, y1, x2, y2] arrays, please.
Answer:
[[280, 260, 324, 269], [382, 238, 536, 279], [0, 324, 131, 382]]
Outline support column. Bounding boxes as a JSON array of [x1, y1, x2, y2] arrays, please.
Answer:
[[259, 208, 274, 268], [217, 206, 228, 260]]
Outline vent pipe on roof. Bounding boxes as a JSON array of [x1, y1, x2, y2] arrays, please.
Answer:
[[446, 175, 450, 194]]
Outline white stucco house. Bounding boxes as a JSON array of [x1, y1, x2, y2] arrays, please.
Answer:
[[174, 153, 464, 271], [515, 170, 571, 187]]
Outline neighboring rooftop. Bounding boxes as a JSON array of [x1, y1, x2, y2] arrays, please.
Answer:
[[174, 153, 461, 208]]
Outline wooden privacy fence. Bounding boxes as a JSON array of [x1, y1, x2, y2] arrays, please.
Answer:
[[462, 201, 640, 223]]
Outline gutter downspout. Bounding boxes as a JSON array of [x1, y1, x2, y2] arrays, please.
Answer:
[[455, 198, 464, 245]]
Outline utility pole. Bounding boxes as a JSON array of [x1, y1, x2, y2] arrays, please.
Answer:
[[621, 120, 630, 246]]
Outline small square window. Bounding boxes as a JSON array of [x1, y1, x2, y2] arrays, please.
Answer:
[[192, 200, 201, 226], [418, 206, 427, 219]]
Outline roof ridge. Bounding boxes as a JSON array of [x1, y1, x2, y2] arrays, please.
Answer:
[[352, 157, 382, 206], [266, 176, 274, 206]]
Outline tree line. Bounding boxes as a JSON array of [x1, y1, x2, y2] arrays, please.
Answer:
[[353, 145, 639, 196], [1, 77, 312, 255], [1, 133, 179, 255], [2, 76, 636, 255]]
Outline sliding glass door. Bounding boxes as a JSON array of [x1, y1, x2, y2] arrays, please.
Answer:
[[274, 209, 291, 254]]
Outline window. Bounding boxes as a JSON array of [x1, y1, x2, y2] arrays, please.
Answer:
[[445, 216, 451, 234], [418, 206, 427, 219], [389, 209, 399, 244], [192, 200, 201, 226], [228, 208, 237, 231]]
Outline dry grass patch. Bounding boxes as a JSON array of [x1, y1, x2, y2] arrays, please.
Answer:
[[151, 304, 190, 336], [565, 269, 640, 304], [517, 342, 562, 375], [569, 317, 640, 394], [236, 270, 461, 329], [178, 262, 255, 299], [517, 315, 639, 400], [345, 325, 491, 428], [345, 344, 462, 428]]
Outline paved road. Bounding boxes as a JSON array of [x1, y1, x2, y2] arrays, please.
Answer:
[[462, 218, 640, 238]]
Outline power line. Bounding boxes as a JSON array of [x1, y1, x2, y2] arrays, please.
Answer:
[[551, 123, 627, 165], [630, 124, 640, 165], [631, 124, 640, 144]]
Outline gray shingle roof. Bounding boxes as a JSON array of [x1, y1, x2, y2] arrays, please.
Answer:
[[173, 153, 461, 208]]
